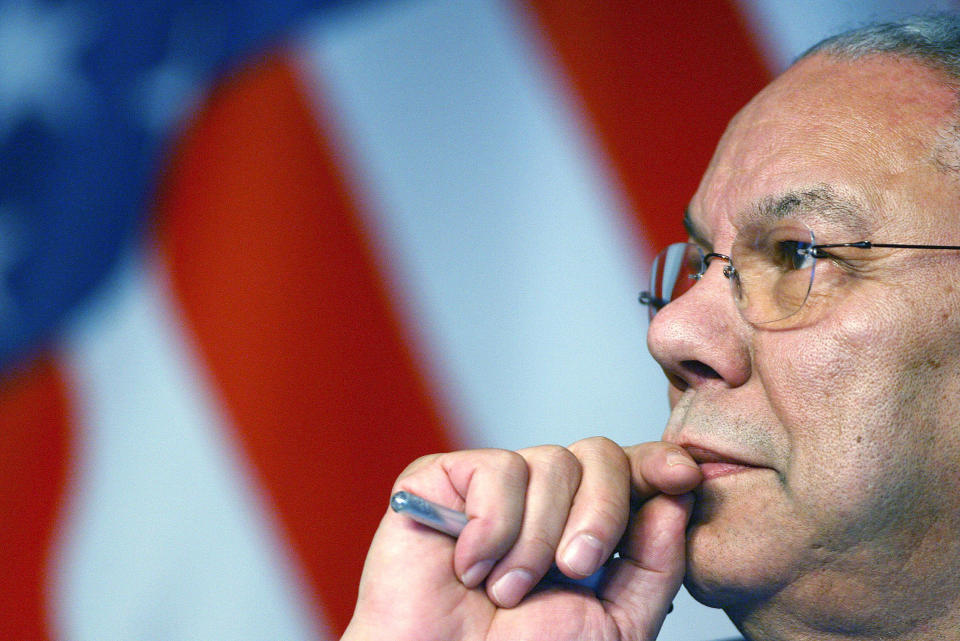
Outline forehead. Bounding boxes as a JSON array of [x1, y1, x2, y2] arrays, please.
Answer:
[[691, 52, 960, 239]]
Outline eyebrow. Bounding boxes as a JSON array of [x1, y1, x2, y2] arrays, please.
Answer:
[[752, 185, 872, 233]]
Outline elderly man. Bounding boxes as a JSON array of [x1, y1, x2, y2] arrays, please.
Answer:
[[342, 15, 960, 641]]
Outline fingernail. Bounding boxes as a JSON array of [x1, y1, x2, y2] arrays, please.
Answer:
[[490, 568, 535, 607], [461, 559, 494, 587], [666, 452, 699, 469], [561, 533, 604, 577]]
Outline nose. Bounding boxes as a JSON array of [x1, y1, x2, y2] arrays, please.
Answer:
[[646, 259, 751, 393]]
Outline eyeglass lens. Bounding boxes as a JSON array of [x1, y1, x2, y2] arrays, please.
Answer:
[[644, 220, 818, 326]]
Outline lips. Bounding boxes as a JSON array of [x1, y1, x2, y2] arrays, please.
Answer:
[[683, 445, 766, 480]]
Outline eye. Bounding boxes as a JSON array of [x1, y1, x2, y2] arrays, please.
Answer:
[[774, 240, 815, 271]]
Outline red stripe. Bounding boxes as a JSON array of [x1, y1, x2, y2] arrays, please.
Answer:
[[153, 52, 456, 634], [522, 0, 773, 250], [0, 354, 72, 641]]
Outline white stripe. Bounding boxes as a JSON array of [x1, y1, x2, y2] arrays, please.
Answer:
[[295, 0, 670, 452], [294, 3, 739, 639], [52, 250, 327, 641]]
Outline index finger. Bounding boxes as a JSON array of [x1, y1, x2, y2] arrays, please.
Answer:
[[623, 441, 702, 499]]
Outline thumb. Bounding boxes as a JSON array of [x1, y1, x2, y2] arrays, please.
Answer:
[[599, 492, 694, 641]]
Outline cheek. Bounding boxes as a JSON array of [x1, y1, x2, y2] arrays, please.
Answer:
[[753, 300, 940, 532]]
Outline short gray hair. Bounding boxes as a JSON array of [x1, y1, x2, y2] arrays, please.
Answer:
[[799, 14, 960, 80]]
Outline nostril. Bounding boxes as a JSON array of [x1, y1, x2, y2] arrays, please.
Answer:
[[666, 371, 689, 392], [681, 359, 722, 382]]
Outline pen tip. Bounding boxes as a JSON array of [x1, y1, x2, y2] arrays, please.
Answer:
[[390, 491, 409, 513]]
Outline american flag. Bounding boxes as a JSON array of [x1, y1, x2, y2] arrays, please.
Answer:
[[1, 1, 952, 639]]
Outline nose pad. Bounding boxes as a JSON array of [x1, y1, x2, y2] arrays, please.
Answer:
[[721, 263, 743, 301]]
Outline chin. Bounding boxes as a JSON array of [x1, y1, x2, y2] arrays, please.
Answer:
[[683, 529, 762, 608], [682, 496, 797, 609]]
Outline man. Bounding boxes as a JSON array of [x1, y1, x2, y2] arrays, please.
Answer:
[[342, 15, 960, 640]]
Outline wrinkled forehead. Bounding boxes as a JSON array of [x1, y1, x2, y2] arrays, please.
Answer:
[[691, 52, 960, 241]]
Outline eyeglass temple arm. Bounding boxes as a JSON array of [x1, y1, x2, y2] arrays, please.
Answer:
[[813, 241, 960, 251]]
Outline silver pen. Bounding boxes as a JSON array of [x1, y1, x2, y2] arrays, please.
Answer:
[[390, 490, 469, 537], [389, 490, 607, 590]]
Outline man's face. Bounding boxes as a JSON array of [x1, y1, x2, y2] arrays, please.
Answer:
[[649, 53, 960, 634]]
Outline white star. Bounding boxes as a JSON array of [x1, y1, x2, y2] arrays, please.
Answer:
[[134, 5, 223, 134], [0, 0, 98, 140], [135, 59, 202, 135]]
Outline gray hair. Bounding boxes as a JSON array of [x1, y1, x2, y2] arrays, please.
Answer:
[[798, 14, 960, 80]]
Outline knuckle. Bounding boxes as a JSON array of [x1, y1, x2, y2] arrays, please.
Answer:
[[571, 435, 620, 453], [528, 443, 579, 468], [524, 445, 582, 492], [570, 436, 628, 465], [486, 448, 530, 490], [394, 452, 443, 485]]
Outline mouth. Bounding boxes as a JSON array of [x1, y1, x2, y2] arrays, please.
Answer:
[[683, 445, 768, 481]]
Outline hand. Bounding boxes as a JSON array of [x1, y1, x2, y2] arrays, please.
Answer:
[[342, 438, 702, 641]]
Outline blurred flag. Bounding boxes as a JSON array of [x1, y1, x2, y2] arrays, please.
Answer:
[[0, 1, 952, 639]]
